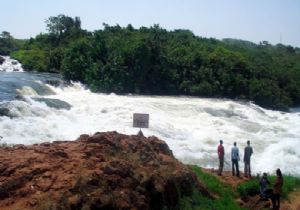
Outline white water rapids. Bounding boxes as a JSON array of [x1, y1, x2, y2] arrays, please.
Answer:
[[0, 56, 23, 72], [1, 81, 300, 176]]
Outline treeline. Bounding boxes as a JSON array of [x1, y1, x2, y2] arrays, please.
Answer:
[[0, 31, 25, 55], [3, 15, 300, 110]]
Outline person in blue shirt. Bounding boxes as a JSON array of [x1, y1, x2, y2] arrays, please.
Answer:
[[231, 142, 240, 177]]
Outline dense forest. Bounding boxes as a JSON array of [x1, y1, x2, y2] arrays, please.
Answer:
[[1, 15, 300, 111]]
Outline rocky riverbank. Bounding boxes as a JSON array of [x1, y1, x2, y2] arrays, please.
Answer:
[[1, 131, 299, 210], [0, 132, 211, 210]]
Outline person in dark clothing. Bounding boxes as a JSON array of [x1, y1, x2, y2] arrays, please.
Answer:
[[243, 140, 253, 177], [231, 142, 240, 177], [217, 140, 224, 176], [271, 168, 283, 210], [259, 172, 270, 199]]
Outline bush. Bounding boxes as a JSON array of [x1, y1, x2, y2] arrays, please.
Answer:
[[237, 178, 259, 199], [11, 50, 49, 71]]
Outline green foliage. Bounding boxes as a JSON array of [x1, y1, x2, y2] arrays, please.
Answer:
[[6, 15, 300, 110], [249, 79, 292, 110], [183, 167, 300, 210], [46, 14, 82, 38], [237, 174, 300, 200], [179, 188, 216, 210], [237, 178, 259, 199], [11, 49, 49, 71], [280, 175, 300, 199], [61, 37, 100, 83], [0, 31, 25, 55], [181, 166, 245, 210]]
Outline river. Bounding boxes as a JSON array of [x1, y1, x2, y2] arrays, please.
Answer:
[[1, 56, 300, 176]]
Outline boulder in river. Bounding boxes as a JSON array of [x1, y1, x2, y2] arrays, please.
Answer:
[[32, 97, 72, 110], [0, 56, 4, 65], [0, 107, 10, 117]]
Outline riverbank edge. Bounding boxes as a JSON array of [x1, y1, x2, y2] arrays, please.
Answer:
[[0, 132, 299, 209], [188, 166, 300, 209]]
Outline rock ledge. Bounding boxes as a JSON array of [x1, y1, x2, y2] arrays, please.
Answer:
[[0, 132, 210, 210]]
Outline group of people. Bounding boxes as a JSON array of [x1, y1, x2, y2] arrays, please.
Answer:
[[217, 140, 253, 177], [217, 140, 283, 210], [260, 170, 284, 209]]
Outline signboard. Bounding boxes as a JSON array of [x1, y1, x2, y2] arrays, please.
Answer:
[[133, 113, 149, 128]]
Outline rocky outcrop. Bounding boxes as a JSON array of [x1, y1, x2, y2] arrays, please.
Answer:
[[32, 98, 72, 110], [0, 132, 211, 210], [0, 56, 4, 65], [0, 107, 10, 117]]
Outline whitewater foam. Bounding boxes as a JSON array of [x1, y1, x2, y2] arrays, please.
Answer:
[[0, 81, 300, 176], [0, 56, 23, 72]]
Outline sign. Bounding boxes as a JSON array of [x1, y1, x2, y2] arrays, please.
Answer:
[[133, 113, 149, 128]]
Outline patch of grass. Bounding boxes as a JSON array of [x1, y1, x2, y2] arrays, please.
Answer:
[[178, 168, 300, 210], [280, 175, 300, 199], [179, 188, 215, 210], [282, 176, 300, 199], [237, 174, 300, 200], [237, 178, 259, 199], [180, 166, 246, 210]]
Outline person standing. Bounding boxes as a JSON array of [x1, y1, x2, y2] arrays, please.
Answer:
[[217, 140, 224, 176], [243, 140, 253, 177], [272, 168, 283, 210], [231, 142, 240, 177]]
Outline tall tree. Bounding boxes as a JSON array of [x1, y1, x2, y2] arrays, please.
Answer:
[[45, 14, 81, 37]]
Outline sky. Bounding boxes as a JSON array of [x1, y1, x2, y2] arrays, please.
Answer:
[[1, 0, 300, 47]]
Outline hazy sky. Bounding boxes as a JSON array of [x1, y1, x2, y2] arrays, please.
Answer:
[[1, 0, 300, 47]]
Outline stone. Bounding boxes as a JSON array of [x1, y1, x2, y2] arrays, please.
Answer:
[[0, 56, 4, 65], [0, 131, 208, 210]]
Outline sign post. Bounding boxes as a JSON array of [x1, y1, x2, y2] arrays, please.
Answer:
[[133, 113, 149, 136]]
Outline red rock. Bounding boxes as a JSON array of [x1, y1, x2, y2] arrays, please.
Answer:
[[0, 132, 210, 210]]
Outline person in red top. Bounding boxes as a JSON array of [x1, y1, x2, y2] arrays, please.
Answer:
[[218, 140, 224, 175]]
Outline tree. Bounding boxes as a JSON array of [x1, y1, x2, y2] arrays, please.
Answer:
[[9, 17, 300, 110], [0, 31, 13, 39], [45, 14, 81, 37], [0, 31, 16, 55], [61, 38, 99, 82]]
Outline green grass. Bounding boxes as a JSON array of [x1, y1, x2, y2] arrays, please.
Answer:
[[280, 175, 300, 199], [237, 174, 300, 200], [181, 167, 300, 210], [180, 166, 246, 210], [179, 188, 216, 210], [236, 178, 259, 199]]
